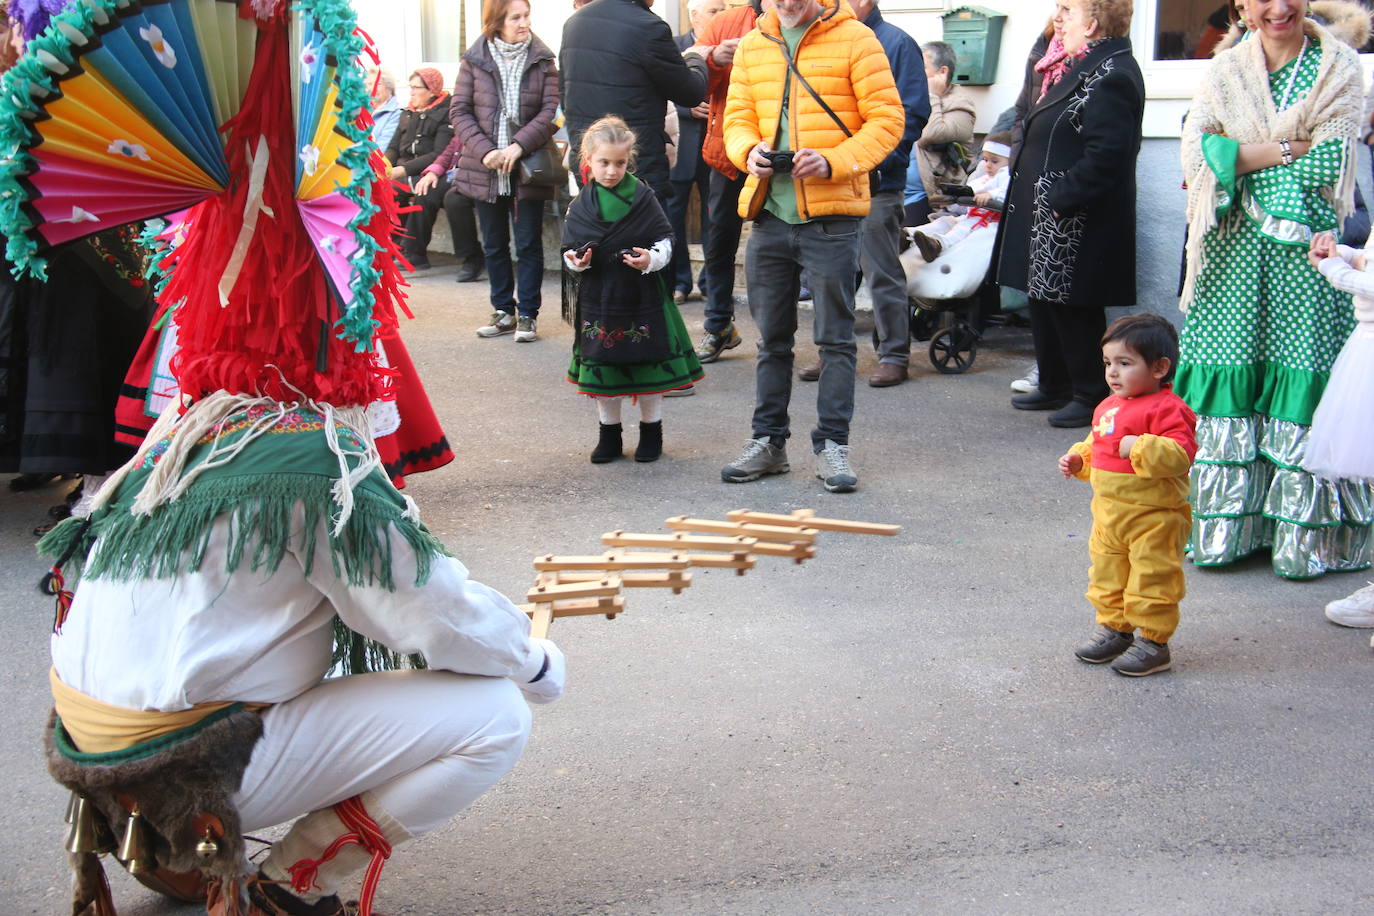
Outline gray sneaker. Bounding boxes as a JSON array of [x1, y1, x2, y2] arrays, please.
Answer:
[[476, 311, 516, 338], [815, 439, 857, 493], [1111, 638, 1172, 677], [1074, 625, 1134, 664], [514, 316, 538, 342], [721, 437, 790, 483]]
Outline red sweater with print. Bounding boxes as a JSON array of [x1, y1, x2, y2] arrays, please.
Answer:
[[1087, 387, 1197, 474], [1069, 386, 1198, 511]]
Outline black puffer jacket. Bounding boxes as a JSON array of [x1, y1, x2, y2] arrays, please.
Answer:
[[386, 95, 455, 177], [560, 0, 707, 196]]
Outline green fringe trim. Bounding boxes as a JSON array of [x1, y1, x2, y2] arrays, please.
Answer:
[[37, 477, 448, 674], [136, 218, 179, 308], [297, 0, 387, 352], [40, 476, 445, 588]]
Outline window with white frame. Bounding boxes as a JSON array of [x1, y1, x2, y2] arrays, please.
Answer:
[[421, 0, 468, 63], [1136, 0, 1373, 102], [1153, 0, 1231, 60], [1132, 0, 1220, 100]]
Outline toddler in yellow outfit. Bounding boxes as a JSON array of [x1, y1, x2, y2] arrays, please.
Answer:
[[1059, 314, 1197, 676]]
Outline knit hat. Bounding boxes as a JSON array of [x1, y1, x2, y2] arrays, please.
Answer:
[[411, 67, 444, 98]]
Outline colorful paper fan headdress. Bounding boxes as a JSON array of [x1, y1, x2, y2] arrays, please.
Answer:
[[0, 0, 408, 408]]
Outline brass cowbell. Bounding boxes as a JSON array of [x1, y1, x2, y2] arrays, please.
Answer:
[[195, 827, 221, 860], [116, 808, 157, 875], [65, 795, 105, 854]]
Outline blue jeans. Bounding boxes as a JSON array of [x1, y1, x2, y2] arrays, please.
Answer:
[[702, 169, 746, 334], [474, 197, 545, 318], [745, 211, 861, 449]]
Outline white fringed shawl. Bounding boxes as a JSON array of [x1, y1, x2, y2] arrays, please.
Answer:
[[1179, 19, 1364, 312]]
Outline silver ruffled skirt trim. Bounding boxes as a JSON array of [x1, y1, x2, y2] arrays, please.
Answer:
[[1242, 190, 1314, 246], [1190, 415, 1374, 578]]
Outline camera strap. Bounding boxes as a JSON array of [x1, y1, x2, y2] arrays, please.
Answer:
[[777, 38, 854, 141]]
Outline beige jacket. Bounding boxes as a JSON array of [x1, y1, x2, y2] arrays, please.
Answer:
[[915, 84, 976, 206]]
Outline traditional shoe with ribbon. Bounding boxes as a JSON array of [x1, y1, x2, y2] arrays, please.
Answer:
[[260, 794, 407, 916], [207, 873, 367, 916]]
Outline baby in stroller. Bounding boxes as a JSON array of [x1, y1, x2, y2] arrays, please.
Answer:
[[898, 132, 1016, 374], [901, 131, 1011, 303], [909, 131, 1011, 263]]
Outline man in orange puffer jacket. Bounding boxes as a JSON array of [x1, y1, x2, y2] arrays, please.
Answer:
[[718, 0, 902, 494]]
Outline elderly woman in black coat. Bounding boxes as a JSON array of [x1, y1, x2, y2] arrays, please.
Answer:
[[386, 68, 455, 271], [994, 0, 1145, 428]]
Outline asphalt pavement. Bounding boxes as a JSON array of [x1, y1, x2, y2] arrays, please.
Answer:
[[2, 262, 1371, 915]]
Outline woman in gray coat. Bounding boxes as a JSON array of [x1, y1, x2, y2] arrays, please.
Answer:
[[444, 0, 558, 342]]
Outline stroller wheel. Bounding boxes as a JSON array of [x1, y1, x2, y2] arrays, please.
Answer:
[[909, 306, 938, 343], [929, 326, 977, 374]]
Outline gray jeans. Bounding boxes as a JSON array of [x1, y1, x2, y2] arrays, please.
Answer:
[[861, 189, 910, 366], [745, 211, 861, 450]]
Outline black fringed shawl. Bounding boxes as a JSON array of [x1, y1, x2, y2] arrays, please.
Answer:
[[561, 177, 674, 364]]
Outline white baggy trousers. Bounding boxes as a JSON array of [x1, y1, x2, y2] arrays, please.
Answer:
[[232, 669, 532, 897]]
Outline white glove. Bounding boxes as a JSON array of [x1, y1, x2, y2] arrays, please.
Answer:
[[518, 638, 565, 705]]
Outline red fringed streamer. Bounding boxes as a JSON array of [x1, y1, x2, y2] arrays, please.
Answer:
[[286, 796, 392, 916], [154, 14, 408, 408], [50, 565, 74, 634], [355, 27, 381, 66]]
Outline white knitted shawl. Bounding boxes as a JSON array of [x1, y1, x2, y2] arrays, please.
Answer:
[[1179, 19, 1363, 312]]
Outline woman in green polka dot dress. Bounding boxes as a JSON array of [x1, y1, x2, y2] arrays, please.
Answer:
[[1178, 5, 1372, 579]]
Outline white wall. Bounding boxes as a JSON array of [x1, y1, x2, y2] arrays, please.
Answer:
[[350, 0, 1369, 140], [882, 4, 1041, 135], [354, 0, 680, 90]]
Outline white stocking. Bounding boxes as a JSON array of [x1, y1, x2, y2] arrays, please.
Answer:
[[596, 397, 624, 425], [638, 393, 663, 424]]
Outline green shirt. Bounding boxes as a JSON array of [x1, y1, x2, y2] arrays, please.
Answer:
[[763, 22, 813, 225]]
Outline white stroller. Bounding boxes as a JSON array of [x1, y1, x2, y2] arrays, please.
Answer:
[[899, 189, 1002, 374]]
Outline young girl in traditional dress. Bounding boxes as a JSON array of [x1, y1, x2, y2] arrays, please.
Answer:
[[563, 116, 702, 464]]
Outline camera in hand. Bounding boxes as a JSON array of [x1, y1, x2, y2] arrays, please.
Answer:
[[760, 150, 795, 174]]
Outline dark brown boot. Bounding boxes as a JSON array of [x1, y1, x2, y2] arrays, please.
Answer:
[[867, 364, 907, 388]]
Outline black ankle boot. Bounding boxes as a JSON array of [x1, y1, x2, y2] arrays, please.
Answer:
[[591, 423, 623, 463], [634, 421, 663, 462]]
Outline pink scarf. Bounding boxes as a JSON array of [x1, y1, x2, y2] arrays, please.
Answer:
[[1034, 37, 1094, 102]]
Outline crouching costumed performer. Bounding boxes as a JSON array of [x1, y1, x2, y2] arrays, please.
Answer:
[[3, 0, 566, 913]]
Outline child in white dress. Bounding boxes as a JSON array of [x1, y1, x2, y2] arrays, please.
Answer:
[[1308, 230, 1374, 630]]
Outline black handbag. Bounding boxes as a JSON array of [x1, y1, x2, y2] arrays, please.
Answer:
[[518, 138, 568, 188]]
